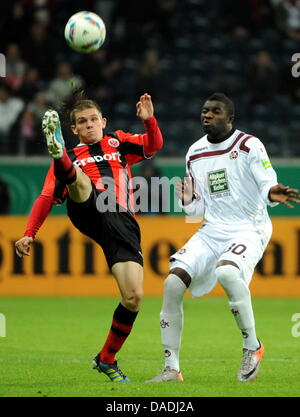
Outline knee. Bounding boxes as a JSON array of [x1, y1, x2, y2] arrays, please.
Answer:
[[215, 264, 240, 289], [122, 289, 143, 311], [67, 169, 92, 203], [163, 275, 174, 292], [163, 274, 186, 298], [163, 274, 179, 295]]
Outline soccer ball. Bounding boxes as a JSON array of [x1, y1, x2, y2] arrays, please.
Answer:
[[64, 11, 106, 53]]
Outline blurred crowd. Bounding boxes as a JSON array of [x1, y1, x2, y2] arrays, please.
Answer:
[[1, 0, 300, 157]]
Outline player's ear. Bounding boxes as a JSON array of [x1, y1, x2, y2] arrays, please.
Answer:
[[71, 124, 78, 135], [101, 117, 107, 128]]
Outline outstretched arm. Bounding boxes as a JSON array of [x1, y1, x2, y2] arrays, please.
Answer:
[[268, 184, 300, 208], [15, 195, 55, 257], [136, 93, 163, 155], [15, 163, 66, 258]]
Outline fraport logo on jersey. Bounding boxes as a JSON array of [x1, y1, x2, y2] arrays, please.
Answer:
[[73, 152, 122, 167]]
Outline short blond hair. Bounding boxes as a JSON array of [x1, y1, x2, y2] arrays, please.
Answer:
[[70, 100, 102, 125]]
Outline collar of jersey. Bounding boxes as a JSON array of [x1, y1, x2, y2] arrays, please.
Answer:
[[76, 135, 112, 147], [76, 141, 100, 147], [207, 128, 236, 144]]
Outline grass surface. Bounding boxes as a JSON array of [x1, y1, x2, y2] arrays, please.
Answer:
[[0, 296, 299, 397]]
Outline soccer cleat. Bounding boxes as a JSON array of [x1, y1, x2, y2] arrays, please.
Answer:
[[92, 354, 130, 382], [145, 366, 183, 383], [237, 340, 265, 382], [42, 109, 65, 159]]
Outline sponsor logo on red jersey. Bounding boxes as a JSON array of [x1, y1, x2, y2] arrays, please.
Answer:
[[73, 152, 122, 167]]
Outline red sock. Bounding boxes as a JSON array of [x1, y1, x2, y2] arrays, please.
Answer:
[[99, 303, 138, 364], [54, 149, 77, 184]]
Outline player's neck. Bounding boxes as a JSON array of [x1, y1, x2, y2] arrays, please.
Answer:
[[207, 128, 235, 144], [79, 138, 101, 145]]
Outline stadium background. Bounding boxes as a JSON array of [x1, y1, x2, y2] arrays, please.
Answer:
[[0, 0, 300, 297]]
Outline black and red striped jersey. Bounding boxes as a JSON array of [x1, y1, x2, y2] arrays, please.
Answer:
[[41, 129, 155, 214]]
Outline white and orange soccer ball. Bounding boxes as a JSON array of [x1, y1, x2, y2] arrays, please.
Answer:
[[64, 11, 106, 53]]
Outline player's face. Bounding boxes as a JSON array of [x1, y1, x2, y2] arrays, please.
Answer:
[[201, 100, 233, 139], [71, 107, 107, 144]]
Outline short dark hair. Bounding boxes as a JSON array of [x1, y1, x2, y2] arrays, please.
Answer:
[[206, 92, 234, 117]]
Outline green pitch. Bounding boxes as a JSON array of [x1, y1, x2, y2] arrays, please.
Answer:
[[0, 296, 299, 397]]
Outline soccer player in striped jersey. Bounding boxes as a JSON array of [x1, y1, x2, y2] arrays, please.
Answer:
[[15, 93, 163, 382], [146, 92, 300, 383]]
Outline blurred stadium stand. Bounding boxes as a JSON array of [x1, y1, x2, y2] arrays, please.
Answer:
[[1, 0, 300, 157]]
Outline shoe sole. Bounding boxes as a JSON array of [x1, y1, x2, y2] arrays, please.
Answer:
[[146, 371, 183, 383], [42, 110, 63, 158], [145, 377, 183, 383]]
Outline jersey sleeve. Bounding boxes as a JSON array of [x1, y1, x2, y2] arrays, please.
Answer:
[[116, 116, 163, 166], [24, 195, 54, 238], [178, 196, 205, 217], [247, 137, 279, 207], [24, 164, 68, 238], [116, 129, 145, 165]]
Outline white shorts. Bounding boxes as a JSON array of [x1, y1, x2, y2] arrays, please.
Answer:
[[169, 223, 271, 297]]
